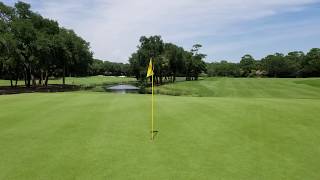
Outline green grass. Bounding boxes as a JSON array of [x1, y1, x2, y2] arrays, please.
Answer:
[[50, 75, 135, 87], [156, 77, 320, 98], [1, 78, 320, 179], [0, 80, 25, 86], [0, 75, 136, 87], [294, 78, 320, 88]]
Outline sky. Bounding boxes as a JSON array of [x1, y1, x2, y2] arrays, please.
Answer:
[[3, 0, 320, 62]]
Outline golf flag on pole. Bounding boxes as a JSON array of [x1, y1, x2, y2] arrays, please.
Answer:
[[146, 59, 153, 77], [147, 58, 155, 140]]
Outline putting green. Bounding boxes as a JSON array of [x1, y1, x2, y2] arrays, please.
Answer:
[[1, 91, 320, 179]]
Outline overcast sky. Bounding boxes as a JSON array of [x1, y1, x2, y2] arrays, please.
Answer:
[[3, 0, 320, 62]]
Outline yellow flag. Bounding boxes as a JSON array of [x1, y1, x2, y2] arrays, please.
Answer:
[[146, 58, 154, 77]]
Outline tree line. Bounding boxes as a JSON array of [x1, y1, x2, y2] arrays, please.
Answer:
[[0, 2, 93, 87], [207, 49, 320, 77], [89, 59, 130, 76], [129, 35, 206, 84], [2, 2, 318, 90]]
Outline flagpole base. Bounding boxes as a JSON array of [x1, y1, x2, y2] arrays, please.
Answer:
[[150, 130, 159, 140]]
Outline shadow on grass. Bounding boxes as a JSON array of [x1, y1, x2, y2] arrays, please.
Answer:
[[151, 130, 159, 140], [0, 84, 80, 95]]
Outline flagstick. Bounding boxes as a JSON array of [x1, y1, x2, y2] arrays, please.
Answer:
[[151, 71, 154, 140]]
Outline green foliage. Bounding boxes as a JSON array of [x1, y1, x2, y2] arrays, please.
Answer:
[[207, 61, 240, 77], [208, 49, 319, 78], [130, 35, 165, 82], [240, 54, 255, 76], [185, 44, 207, 80], [137, 78, 147, 94], [0, 2, 93, 87], [129, 36, 206, 84], [164, 43, 185, 81], [283, 51, 304, 77], [262, 53, 286, 77], [302, 48, 320, 76], [89, 59, 131, 76]]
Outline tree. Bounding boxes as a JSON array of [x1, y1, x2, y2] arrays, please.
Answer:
[[34, 16, 59, 85], [129, 37, 206, 83], [240, 54, 255, 77], [14, 1, 31, 19], [186, 44, 206, 80], [129, 52, 141, 79], [0, 1, 93, 87], [302, 48, 320, 77], [284, 51, 304, 77], [261, 53, 289, 77], [207, 61, 240, 77], [206, 50, 316, 78], [0, 2, 21, 86], [0, 32, 21, 87], [164, 43, 185, 82], [89, 59, 104, 75], [130, 35, 164, 83]]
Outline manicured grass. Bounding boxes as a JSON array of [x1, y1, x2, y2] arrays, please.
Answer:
[[0, 80, 25, 86], [1, 91, 320, 179], [1, 78, 320, 179], [294, 78, 320, 88], [156, 77, 320, 98], [50, 75, 136, 87], [0, 75, 136, 87]]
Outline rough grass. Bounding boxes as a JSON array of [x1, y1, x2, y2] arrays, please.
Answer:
[[1, 78, 320, 179]]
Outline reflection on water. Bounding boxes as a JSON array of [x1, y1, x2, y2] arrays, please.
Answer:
[[105, 84, 139, 94]]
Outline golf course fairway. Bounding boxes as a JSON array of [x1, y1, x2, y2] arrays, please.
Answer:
[[1, 85, 320, 179]]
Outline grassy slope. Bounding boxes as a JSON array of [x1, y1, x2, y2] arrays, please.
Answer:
[[0, 75, 135, 87], [1, 78, 320, 179], [156, 77, 320, 98]]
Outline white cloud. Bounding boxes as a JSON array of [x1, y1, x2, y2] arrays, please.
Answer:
[[16, 0, 319, 62]]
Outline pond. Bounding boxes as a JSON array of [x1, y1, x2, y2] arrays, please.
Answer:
[[105, 84, 139, 94]]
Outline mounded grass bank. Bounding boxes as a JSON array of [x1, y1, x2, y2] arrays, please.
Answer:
[[155, 77, 320, 98]]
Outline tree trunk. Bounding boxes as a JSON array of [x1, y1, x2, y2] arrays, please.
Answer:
[[15, 68, 19, 87], [31, 66, 36, 87], [63, 64, 66, 85], [15, 78, 18, 87], [186, 74, 190, 81], [24, 72, 27, 86], [27, 68, 31, 88], [24, 62, 31, 88], [45, 71, 49, 87], [10, 78, 13, 88], [39, 70, 43, 85], [31, 73, 36, 87]]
